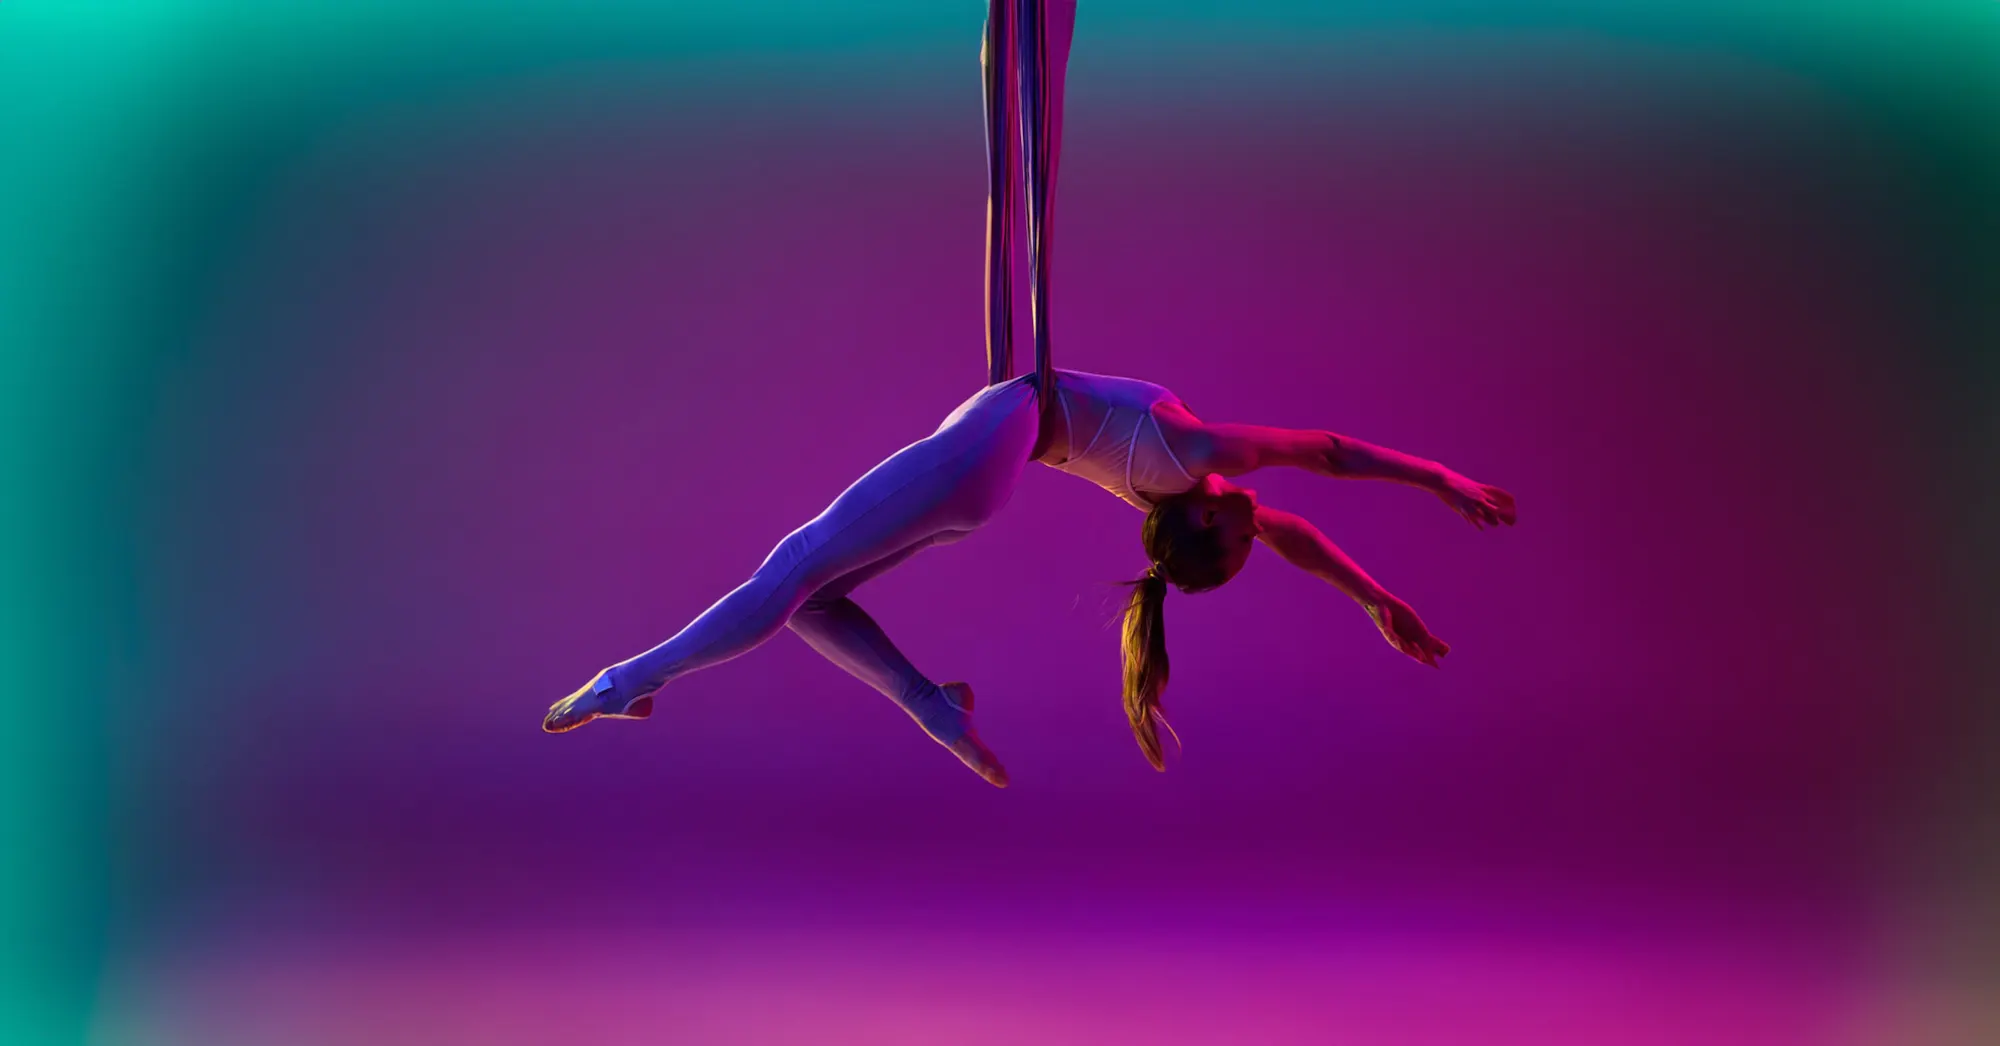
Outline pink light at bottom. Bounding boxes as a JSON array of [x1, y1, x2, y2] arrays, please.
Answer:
[[91, 902, 1916, 1046]]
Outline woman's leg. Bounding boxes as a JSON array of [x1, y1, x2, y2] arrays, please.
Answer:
[[544, 380, 1042, 741], [785, 535, 960, 728], [783, 532, 1010, 785]]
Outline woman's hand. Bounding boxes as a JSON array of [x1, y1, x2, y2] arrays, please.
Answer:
[[1435, 472, 1517, 530], [1365, 594, 1449, 667]]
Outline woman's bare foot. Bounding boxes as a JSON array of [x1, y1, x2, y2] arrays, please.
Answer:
[[935, 682, 1008, 788], [542, 670, 656, 733]]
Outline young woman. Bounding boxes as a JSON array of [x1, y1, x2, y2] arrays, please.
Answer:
[[540, 2, 1518, 786]]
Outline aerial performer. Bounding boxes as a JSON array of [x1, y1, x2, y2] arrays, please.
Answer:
[[542, 0, 1518, 787]]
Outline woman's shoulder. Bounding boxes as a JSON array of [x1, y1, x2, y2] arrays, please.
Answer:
[[1145, 396, 1222, 477]]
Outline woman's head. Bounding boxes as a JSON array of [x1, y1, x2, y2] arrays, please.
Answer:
[[1144, 473, 1261, 591], [1119, 474, 1261, 769]]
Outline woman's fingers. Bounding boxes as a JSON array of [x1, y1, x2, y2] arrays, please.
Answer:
[[1376, 598, 1447, 666], [1446, 485, 1518, 529], [1382, 607, 1444, 668], [1459, 495, 1512, 528]]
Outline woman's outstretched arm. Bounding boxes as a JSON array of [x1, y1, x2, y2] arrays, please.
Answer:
[[1253, 504, 1451, 666], [1198, 423, 1439, 485], [1166, 410, 1518, 530]]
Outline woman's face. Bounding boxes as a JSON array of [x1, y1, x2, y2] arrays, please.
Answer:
[[1183, 473, 1261, 582]]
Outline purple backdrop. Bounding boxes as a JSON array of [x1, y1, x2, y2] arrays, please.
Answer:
[[104, 38, 1966, 1044]]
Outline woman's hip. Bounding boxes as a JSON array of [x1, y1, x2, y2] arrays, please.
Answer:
[[784, 381, 1040, 576]]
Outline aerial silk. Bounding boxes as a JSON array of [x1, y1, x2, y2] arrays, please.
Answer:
[[983, 0, 1076, 423]]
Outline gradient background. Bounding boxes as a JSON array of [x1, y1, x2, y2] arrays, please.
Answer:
[[6, 2, 1996, 1044]]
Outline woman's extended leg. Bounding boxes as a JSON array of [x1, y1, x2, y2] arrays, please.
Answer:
[[785, 535, 960, 730], [783, 536, 1008, 784], [544, 379, 1042, 778]]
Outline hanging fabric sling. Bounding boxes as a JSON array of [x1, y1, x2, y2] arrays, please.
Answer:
[[983, 0, 1077, 433]]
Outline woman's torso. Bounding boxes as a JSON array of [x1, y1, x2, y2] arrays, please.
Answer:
[[1038, 369, 1200, 510]]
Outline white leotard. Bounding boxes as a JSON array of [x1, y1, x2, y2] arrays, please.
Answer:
[[1042, 370, 1199, 510]]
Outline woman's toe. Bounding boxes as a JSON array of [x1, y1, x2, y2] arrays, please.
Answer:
[[951, 734, 1008, 788], [543, 692, 593, 733]]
